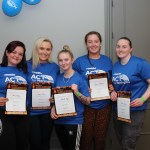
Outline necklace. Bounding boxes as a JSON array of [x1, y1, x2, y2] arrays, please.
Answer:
[[63, 71, 75, 83], [63, 76, 71, 83]]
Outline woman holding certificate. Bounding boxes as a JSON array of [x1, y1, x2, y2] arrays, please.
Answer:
[[0, 41, 29, 150], [51, 45, 90, 150], [111, 37, 150, 150], [27, 37, 59, 150], [73, 31, 113, 150]]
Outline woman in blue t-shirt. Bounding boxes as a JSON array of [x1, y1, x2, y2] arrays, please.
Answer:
[[73, 31, 113, 150], [27, 37, 60, 150], [51, 45, 90, 150], [0, 41, 29, 150], [111, 37, 150, 150]]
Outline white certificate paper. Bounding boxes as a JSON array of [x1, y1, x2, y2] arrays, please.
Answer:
[[6, 89, 26, 112], [117, 97, 130, 120], [54, 93, 76, 115], [90, 78, 110, 100], [32, 89, 51, 107]]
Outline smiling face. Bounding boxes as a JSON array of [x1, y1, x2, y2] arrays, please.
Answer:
[[37, 41, 52, 63], [6, 46, 24, 67], [116, 39, 132, 59], [58, 52, 74, 72], [86, 34, 101, 56]]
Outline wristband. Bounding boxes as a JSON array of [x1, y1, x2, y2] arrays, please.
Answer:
[[75, 91, 81, 97], [140, 97, 146, 103]]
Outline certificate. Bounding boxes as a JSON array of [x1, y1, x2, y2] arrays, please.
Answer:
[[5, 82, 27, 115], [53, 86, 77, 117], [32, 82, 51, 109], [88, 73, 110, 101], [117, 91, 131, 123]]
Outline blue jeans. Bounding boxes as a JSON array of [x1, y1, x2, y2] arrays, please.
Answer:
[[113, 110, 145, 150]]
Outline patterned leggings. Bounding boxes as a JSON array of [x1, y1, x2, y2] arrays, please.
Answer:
[[80, 105, 111, 150]]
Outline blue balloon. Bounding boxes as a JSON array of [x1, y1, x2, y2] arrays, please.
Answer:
[[2, 0, 22, 17], [23, 0, 41, 5]]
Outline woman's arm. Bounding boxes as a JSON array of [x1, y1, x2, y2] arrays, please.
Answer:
[[71, 84, 91, 105], [50, 105, 59, 119], [130, 78, 150, 107]]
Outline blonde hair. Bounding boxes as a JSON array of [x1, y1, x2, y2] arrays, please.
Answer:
[[57, 45, 74, 60], [31, 37, 53, 68]]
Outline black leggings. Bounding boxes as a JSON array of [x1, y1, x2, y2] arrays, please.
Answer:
[[55, 124, 82, 150], [0, 113, 30, 150], [29, 113, 54, 150]]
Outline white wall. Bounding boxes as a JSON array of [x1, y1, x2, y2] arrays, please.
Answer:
[[0, 0, 105, 63]]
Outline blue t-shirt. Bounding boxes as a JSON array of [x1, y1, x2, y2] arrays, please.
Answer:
[[27, 60, 59, 115], [112, 55, 150, 111], [54, 71, 89, 125], [0, 65, 27, 109], [73, 54, 112, 109]]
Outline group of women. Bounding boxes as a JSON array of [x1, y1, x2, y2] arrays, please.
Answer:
[[0, 31, 150, 150]]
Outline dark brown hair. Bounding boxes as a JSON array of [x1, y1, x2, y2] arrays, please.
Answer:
[[1, 41, 27, 73], [85, 31, 102, 43], [118, 37, 132, 48]]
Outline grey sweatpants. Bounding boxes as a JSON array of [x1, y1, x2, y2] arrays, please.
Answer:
[[113, 110, 145, 150]]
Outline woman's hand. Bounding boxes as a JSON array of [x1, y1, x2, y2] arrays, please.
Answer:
[[71, 84, 78, 94], [49, 97, 54, 103], [51, 106, 58, 119], [109, 83, 114, 92], [110, 91, 117, 101], [0, 97, 8, 106], [130, 98, 144, 107], [88, 88, 92, 93]]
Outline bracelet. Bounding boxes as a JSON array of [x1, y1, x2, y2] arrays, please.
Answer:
[[140, 97, 146, 103], [75, 91, 81, 97]]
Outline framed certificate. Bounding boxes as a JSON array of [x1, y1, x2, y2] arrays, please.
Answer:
[[52, 86, 77, 117], [31, 82, 52, 110], [88, 73, 110, 101], [117, 91, 131, 123], [5, 82, 28, 115]]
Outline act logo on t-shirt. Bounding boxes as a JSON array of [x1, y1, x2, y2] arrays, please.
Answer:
[[113, 73, 130, 84], [85, 67, 105, 76], [31, 71, 54, 83], [4, 74, 26, 83]]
